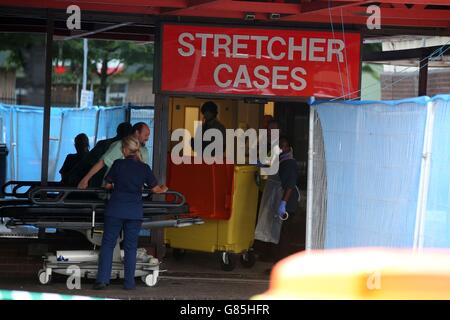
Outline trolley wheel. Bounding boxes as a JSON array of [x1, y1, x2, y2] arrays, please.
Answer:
[[219, 252, 236, 271], [240, 250, 256, 268], [38, 269, 51, 285], [141, 271, 158, 287], [172, 248, 186, 261]]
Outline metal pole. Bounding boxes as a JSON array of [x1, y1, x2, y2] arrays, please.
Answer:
[[82, 39, 88, 91], [64, 22, 132, 41], [41, 14, 54, 186], [150, 24, 168, 260], [125, 103, 131, 123], [93, 109, 100, 146], [151, 94, 169, 260], [305, 106, 315, 251], [418, 56, 429, 97], [76, 81, 80, 107], [153, 94, 169, 182], [413, 100, 435, 252]]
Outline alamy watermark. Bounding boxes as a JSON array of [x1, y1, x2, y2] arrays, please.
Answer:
[[366, 5, 381, 30], [366, 270, 382, 290], [66, 265, 81, 290], [66, 5, 81, 30], [171, 123, 280, 175]]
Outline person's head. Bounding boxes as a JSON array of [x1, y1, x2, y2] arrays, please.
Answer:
[[201, 101, 219, 122], [74, 133, 89, 154], [262, 115, 274, 129], [131, 122, 150, 146], [122, 135, 142, 161], [279, 136, 291, 153], [268, 119, 279, 131], [116, 122, 132, 139]]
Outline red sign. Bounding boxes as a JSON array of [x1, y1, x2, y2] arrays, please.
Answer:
[[161, 24, 361, 99]]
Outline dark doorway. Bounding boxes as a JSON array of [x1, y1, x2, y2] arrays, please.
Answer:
[[274, 101, 309, 254]]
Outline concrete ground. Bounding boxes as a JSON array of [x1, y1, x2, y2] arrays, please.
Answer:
[[0, 249, 272, 300]]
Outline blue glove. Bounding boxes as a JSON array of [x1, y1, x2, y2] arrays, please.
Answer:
[[255, 160, 264, 168], [278, 200, 287, 218]]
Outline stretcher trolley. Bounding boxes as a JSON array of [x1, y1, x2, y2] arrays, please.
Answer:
[[0, 182, 202, 286], [165, 164, 259, 271]]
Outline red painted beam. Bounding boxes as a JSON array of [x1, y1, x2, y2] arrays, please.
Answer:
[[0, 0, 447, 30], [167, 8, 269, 20], [299, 0, 366, 13], [279, 0, 371, 21], [163, 0, 229, 16], [0, 1, 161, 14], [50, 0, 187, 8], [317, 7, 450, 21], [333, 0, 450, 4], [164, 0, 302, 16], [292, 13, 450, 28], [160, 5, 450, 28], [208, 1, 302, 14]]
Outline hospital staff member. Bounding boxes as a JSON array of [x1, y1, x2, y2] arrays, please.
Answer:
[[93, 136, 167, 290]]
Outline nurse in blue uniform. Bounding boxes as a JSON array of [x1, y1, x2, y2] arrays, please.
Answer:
[[94, 135, 168, 290]]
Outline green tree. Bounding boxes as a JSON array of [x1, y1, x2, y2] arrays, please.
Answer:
[[0, 33, 47, 106], [362, 43, 382, 81], [54, 39, 154, 106], [0, 33, 154, 106]]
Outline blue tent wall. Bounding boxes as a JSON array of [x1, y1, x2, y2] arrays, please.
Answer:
[[311, 96, 450, 249], [423, 95, 450, 247], [0, 104, 154, 183]]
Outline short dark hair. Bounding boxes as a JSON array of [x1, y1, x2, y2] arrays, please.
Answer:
[[116, 122, 132, 139], [268, 119, 279, 127], [74, 133, 89, 153], [201, 101, 218, 116], [132, 122, 149, 134]]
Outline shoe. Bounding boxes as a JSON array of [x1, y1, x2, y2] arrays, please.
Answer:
[[93, 283, 108, 290]]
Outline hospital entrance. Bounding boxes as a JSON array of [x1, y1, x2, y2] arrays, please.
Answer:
[[164, 97, 309, 270]]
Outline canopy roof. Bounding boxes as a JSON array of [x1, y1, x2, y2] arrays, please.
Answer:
[[0, 0, 449, 29], [0, 1, 448, 43]]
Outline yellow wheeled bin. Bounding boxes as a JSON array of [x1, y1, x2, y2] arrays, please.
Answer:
[[165, 165, 259, 271]]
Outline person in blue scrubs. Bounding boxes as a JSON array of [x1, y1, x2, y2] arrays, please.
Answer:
[[94, 135, 168, 290]]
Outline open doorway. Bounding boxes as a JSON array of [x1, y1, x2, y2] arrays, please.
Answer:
[[166, 96, 309, 265], [250, 100, 309, 262]]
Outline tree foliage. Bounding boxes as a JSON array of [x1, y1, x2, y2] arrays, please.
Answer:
[[54, 39, 154, 105], [0, 33, 154, 105], [362, 43, 382, 80]]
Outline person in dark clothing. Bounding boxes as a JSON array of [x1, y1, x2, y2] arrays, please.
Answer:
[[59, 133, 90, 185], [66, 122, 132, 187], [85, 122, 133, 187], [94, 135, 168, 290], [277, 136, 300, 220], [89, 122, 132, 166], [191, 101, 226, 154], [263, 137, 300, 274]]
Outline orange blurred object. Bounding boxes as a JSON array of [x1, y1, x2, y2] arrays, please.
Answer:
[[253, 248, 450, 300]]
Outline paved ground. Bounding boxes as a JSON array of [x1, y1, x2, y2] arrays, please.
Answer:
[[0, 249, 272, 300]]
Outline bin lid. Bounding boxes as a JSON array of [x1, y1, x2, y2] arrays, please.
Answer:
[[253, 248, 450, 300]]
